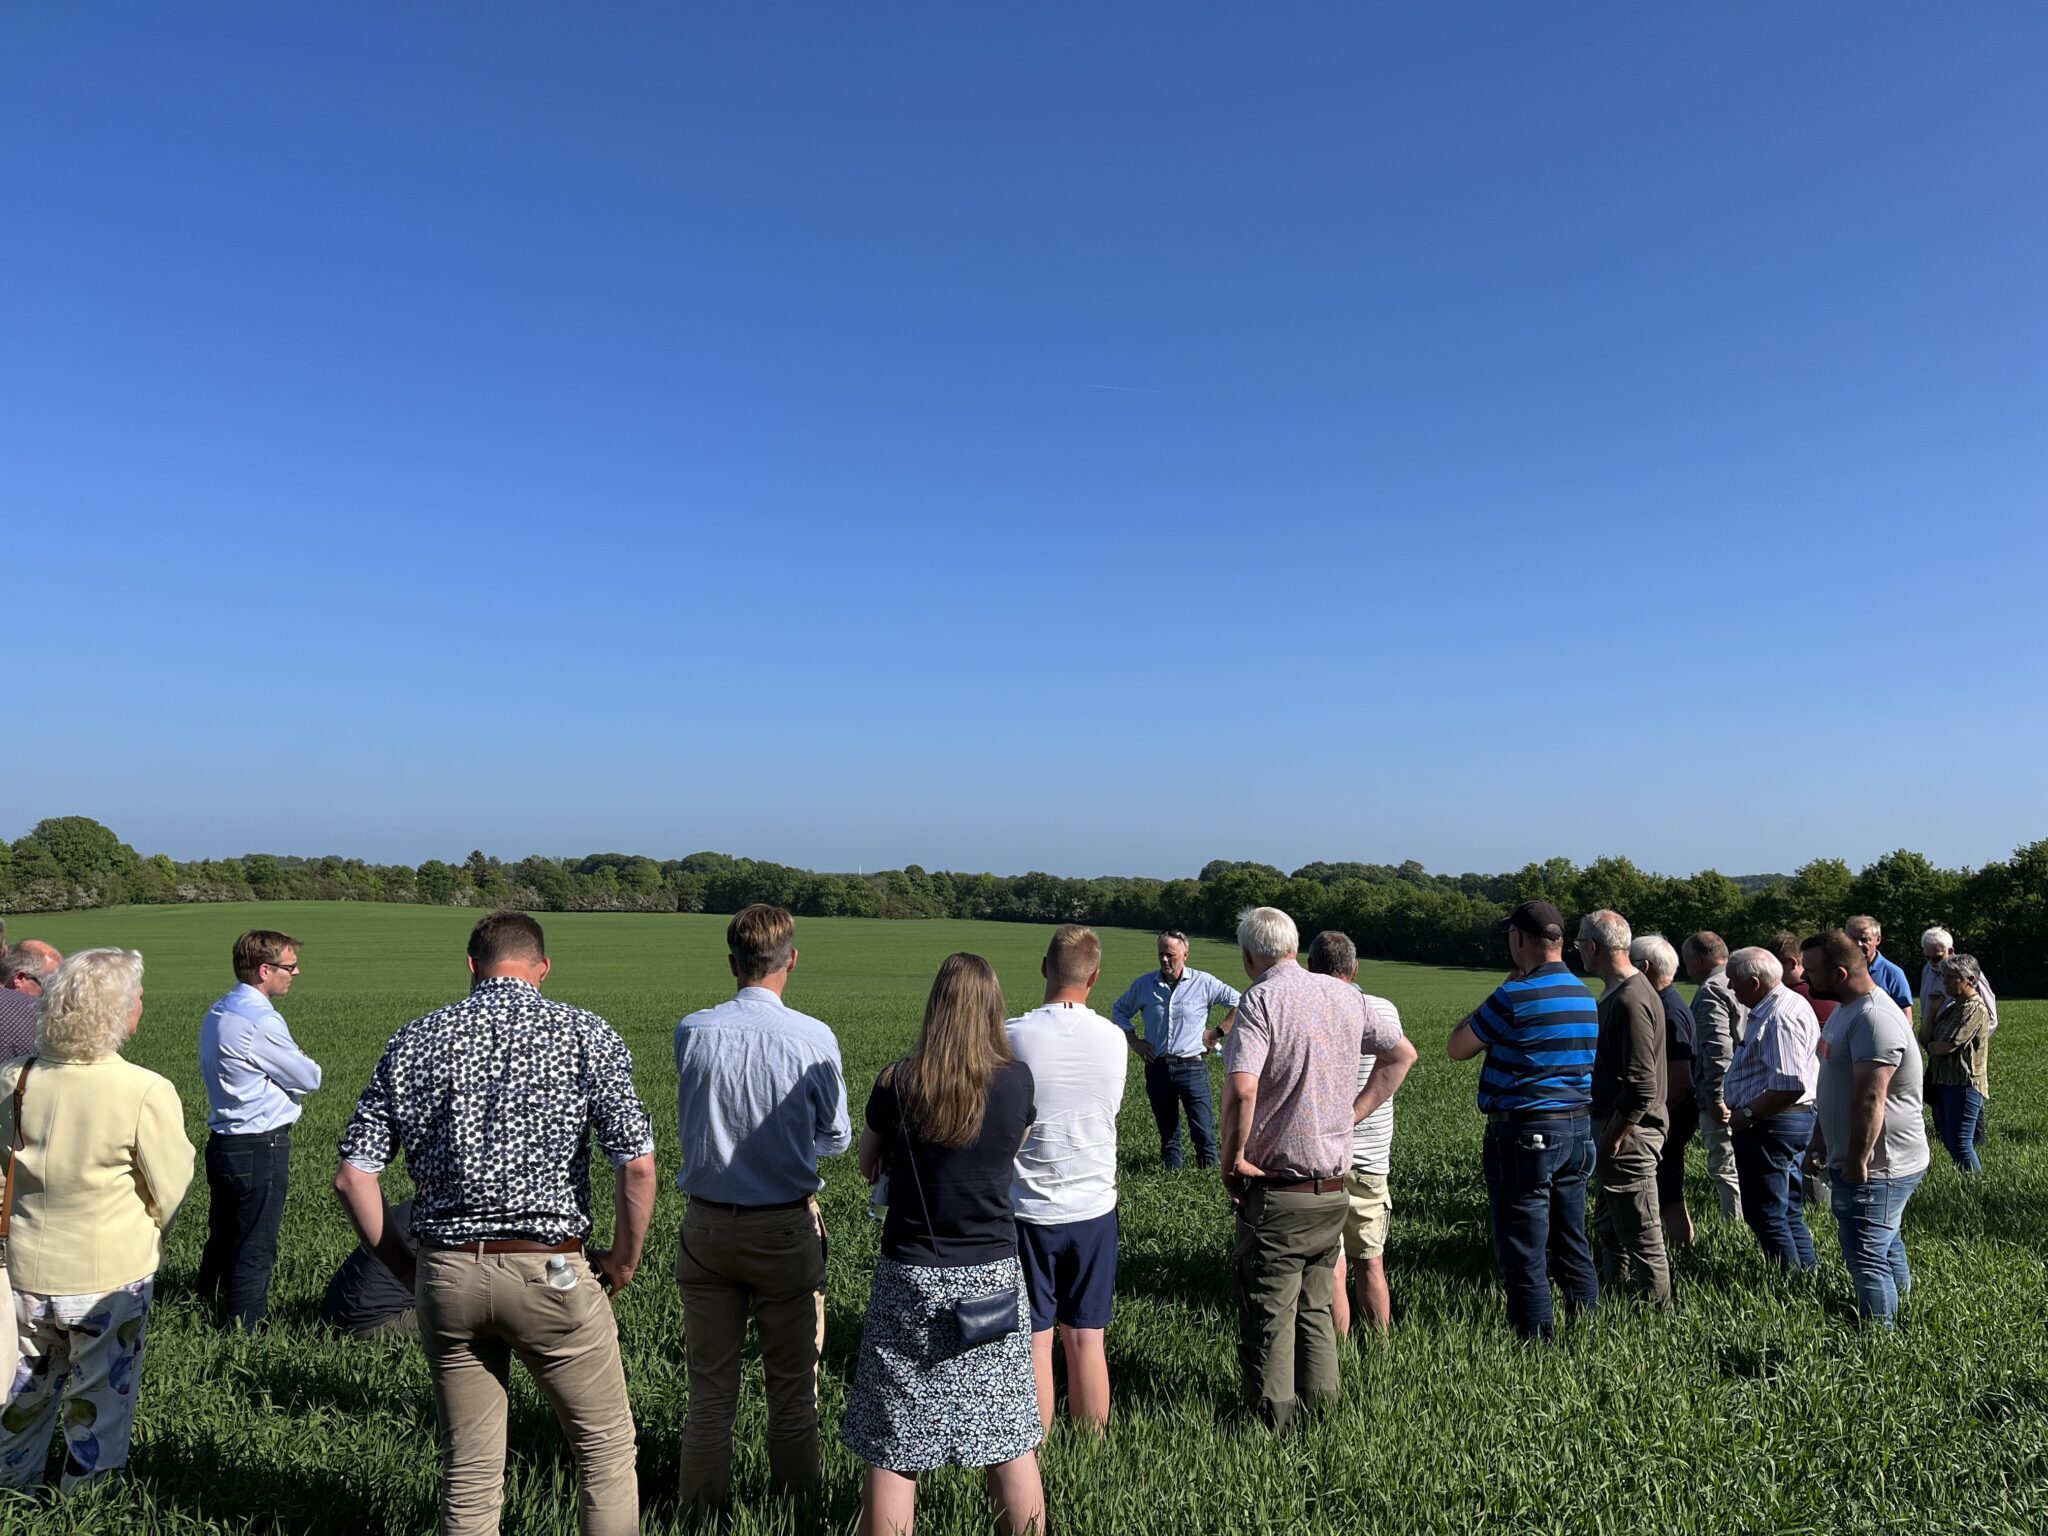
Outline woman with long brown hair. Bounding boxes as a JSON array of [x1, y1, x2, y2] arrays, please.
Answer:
[[843, 952, 1045, 1535]]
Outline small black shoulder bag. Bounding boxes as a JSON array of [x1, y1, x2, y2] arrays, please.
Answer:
[[893, 1080, 1023, 1350]]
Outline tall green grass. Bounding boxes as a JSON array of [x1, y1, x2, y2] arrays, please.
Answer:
[[3, 904, 2042, 1533]]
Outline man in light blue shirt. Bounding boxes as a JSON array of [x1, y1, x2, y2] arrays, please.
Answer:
[[1111, 929, 1241, 1170], [673, 904, 851, 1517], [198, 929, 323, 1331], [1847, 916, 1916, 1016]]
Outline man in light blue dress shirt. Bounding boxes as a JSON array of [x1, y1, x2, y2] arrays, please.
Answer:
[[1111, 930, 1241, 1170], [198, 929, 323, 1331], [673, 904, 852, 1517]]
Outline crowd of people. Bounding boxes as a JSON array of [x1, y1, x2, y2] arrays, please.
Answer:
[[0, 899, 2000, 1532]]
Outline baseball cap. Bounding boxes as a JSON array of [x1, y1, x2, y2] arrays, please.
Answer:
[[1503, 900, 1566, 942]]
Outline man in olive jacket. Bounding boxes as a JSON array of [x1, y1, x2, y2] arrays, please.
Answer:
[[1580, 910, 1672, 1307]]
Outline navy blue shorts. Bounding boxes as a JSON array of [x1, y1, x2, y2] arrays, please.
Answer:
[[1016, 1209, 1119, 1332]]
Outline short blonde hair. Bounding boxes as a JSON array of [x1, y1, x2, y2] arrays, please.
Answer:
[[1043, 925, 1101, 989], [37, 948, 144, 1063]]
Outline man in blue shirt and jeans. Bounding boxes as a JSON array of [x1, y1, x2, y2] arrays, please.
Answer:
[[199, 928, 323, 1331], [1112, 930, 1241, 1170], [1448, 900, 1602, 1340], [673, 904, 852, 1518]]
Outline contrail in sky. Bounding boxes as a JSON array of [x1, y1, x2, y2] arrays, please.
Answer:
[[1088, 383, 1154, 393]]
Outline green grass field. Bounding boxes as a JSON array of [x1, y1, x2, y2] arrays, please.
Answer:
[[3, 903, 2044, 1534]]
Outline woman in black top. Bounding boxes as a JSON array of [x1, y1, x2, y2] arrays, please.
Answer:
[[843, 952, 1043, 1536]]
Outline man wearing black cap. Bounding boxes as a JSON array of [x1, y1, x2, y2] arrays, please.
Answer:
[[1447, 901, 1603, 1340]]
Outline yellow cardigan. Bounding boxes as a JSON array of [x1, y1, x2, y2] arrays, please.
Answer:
[[1, 1055, 195, 1295]]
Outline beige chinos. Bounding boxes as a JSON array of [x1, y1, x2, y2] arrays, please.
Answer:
[[416, 1248, 638, 1536]]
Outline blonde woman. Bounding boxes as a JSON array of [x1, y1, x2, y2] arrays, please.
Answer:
[[0, 949, 193, 1491], [845, 953, 1044, 1536]]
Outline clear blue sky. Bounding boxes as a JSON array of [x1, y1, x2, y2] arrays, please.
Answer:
[[6, 5, 2043, 879]]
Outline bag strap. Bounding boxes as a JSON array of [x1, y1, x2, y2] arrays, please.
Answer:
[[890, 1071, 957, 1267], [1, 1058, 37, 1243]]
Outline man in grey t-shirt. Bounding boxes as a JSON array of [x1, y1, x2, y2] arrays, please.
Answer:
[[1804, 930, 1929, 1326]]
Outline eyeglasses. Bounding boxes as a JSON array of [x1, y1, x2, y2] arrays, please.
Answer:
[[263, 961, 301, 975]]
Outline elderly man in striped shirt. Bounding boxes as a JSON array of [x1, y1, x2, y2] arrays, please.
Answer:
[[1713, 946, 1821, 1272]]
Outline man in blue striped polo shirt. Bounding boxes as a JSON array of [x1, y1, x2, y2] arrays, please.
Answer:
[[1448, 899, 1602, 1340]]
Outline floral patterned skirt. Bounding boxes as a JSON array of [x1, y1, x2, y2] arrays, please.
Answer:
[[840, 1255, 1041, 1472]]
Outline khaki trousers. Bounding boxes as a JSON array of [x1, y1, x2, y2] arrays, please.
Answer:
[[1595, 1128, 1674, 1307], [1233, 1185, 1347, 1433], [416, 1249, 638, 1536], [674, 1197, 828, 1514], [1699, 1114, 1744, 1219]]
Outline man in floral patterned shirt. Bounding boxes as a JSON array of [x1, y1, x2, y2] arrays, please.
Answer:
[[334, 910, 656, 1536]]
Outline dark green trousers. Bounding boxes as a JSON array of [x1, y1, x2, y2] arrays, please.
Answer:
[[1233, 1184, 1347, 1432]]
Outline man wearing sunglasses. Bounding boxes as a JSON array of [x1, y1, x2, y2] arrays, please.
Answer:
[[199, 928, 324, 1330]]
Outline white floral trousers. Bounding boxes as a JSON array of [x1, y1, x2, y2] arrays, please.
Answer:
[[0, 1277, 154, 1490]]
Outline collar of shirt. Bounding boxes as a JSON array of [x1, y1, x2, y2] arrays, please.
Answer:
[[471, 976, 541, 1000], [736, 986, 786, 1008], [227, 981, 277, 1014]]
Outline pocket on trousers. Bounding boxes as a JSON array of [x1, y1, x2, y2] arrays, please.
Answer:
[[1509, 1130, 1559, 1185], [214, 1147, 260, 1187], [523, 1261, 605, 1342]]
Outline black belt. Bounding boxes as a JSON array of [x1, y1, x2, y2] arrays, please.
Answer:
[[688, 1194, 812, 1214], [1249, 1175, 1346, 1195], [1486, 1108, 1587, 1124]]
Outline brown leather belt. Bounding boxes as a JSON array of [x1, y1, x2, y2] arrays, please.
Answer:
[[426, 1236, 584, 1255], [1251, 1176, 1346, 1195]]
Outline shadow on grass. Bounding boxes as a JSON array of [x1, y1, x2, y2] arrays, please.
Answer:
[[129, 1431, 430, 1532]]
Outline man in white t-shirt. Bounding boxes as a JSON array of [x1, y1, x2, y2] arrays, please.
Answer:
[[1006, 924, 1129, 1433], [1306, 931, 1404, 1335]]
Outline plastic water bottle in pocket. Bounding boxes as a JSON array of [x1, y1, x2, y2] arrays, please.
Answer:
[[545, 1255, 578, 1291], [868, 1173, 890, 1223]]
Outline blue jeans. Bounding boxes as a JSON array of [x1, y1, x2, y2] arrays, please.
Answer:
[[1481, 1113, 1599, 1340], [197, 1129, 293, 1331], [1144, 1055, 1218, 1170], [1731, 1108, 1817, 1271], [1930, 1084, 1985, 1173], [1829, 1169, 1923, 1325]]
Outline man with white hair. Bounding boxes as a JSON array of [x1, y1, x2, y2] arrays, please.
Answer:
[[1845, 916, 1915, 1017], [1630, 936, 1697, 1248], [0, 941, 63, 1061], [1578, 910, 1671, 1307], [1222, 907, 1414, 1431], [1713, 948, 1821, 1272], [1681, 932, 1748, 1221], [1920, 927, 1997, 1035]]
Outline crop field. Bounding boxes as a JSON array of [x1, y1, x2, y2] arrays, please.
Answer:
[[2, 903, 2044, 1534]]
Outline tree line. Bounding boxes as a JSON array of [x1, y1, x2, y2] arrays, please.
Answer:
[[5, 816, 2044, 994]]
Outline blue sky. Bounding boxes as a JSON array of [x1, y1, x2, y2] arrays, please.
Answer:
[[5, 5, 2043, 879]]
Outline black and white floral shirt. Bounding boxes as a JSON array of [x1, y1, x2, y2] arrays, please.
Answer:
[[339, 977, 655, 1246]]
